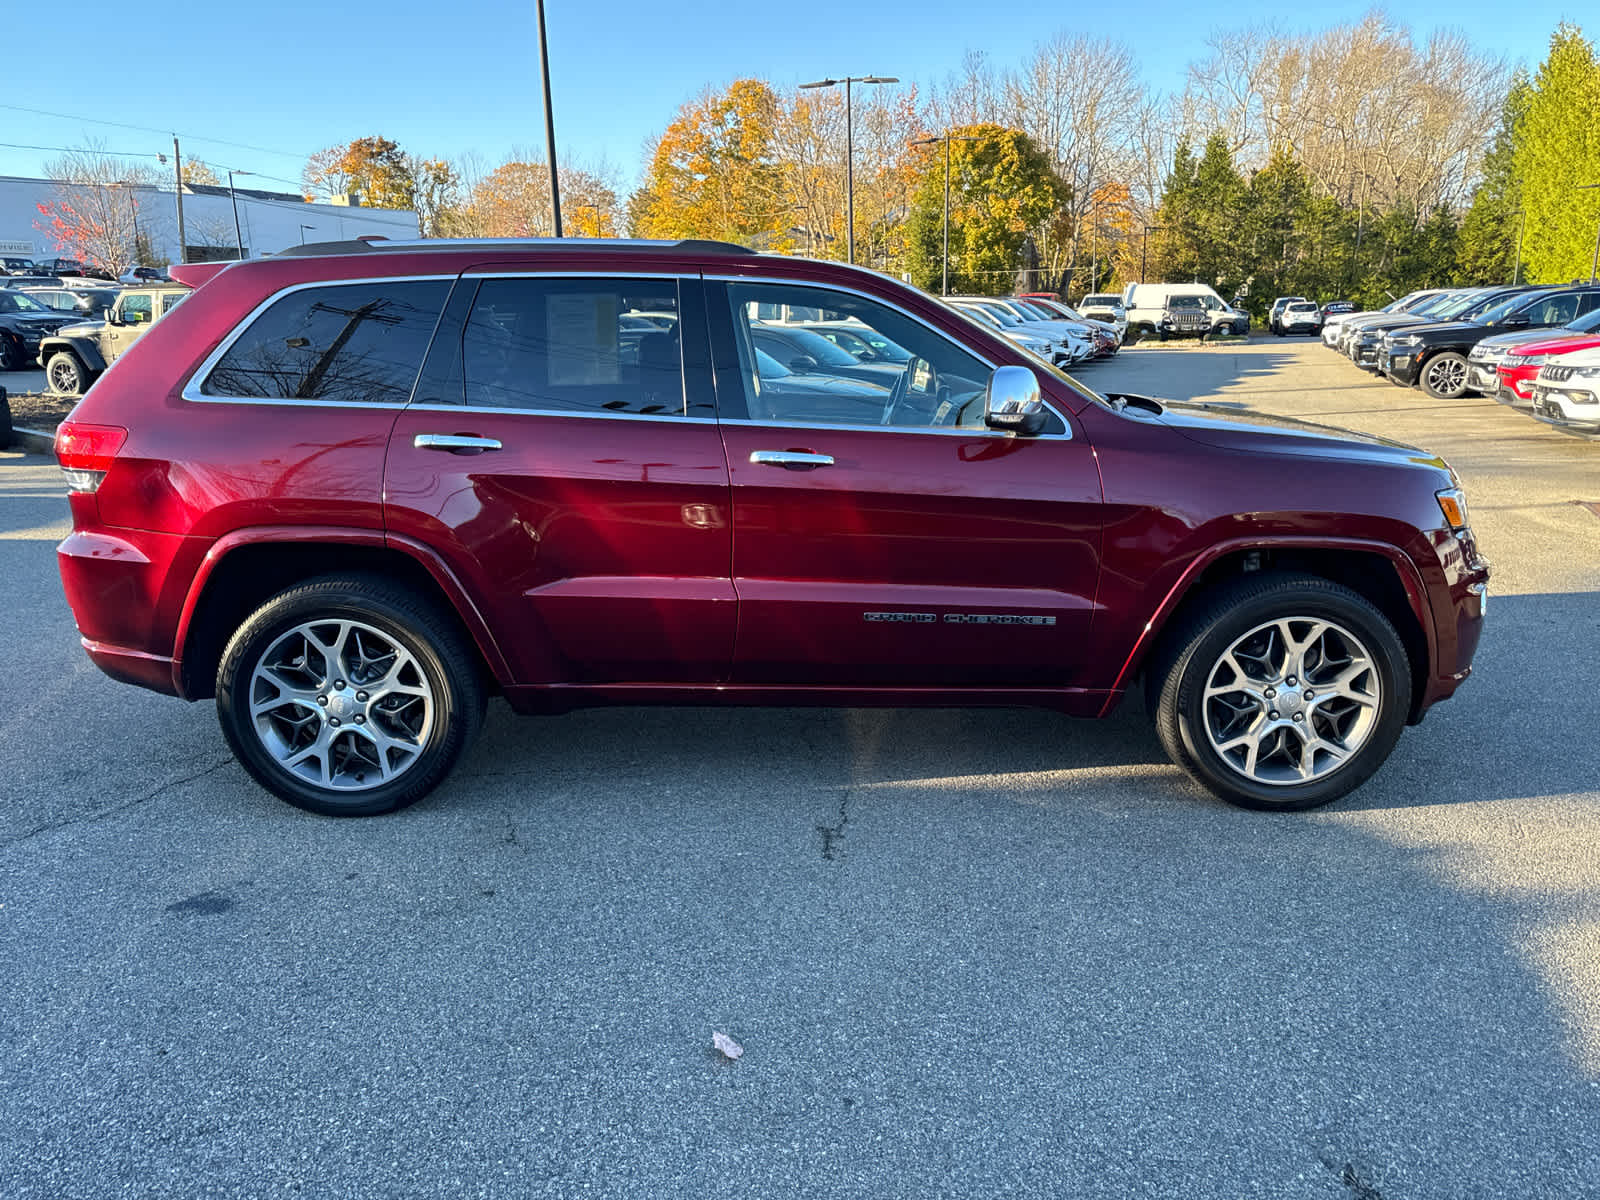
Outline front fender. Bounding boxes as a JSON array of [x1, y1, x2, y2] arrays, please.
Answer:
[[39, 337, 107, 373]]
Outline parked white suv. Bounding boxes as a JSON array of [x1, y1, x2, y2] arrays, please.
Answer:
[[1279, 301, 1322, 335], [1076, 293, 1128, 341], [1529, 349, 1600, 435]]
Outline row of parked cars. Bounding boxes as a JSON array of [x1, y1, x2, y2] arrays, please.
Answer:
[[1321, 283, 1600, 436]]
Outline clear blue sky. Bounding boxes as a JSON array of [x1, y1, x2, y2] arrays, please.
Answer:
[[1, 0, 1584, 194]]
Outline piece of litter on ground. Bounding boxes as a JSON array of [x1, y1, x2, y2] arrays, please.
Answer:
[[712, 1031, 744, 1060]]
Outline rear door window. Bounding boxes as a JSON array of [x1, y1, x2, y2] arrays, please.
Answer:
[[454, 276, 702, 416], [200, 280, 449, 405]]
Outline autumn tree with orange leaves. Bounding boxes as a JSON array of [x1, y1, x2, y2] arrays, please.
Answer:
[[632, 80, 789, 246]]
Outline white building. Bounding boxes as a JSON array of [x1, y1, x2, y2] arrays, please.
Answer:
[[0, 174, 419, 266]]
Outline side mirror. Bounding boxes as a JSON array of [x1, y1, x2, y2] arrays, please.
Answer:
[[104, 307, 122, 326], [1501, 313, 1529, 327], [984, 365, 1046, 435], [789, 354, 819, 373]]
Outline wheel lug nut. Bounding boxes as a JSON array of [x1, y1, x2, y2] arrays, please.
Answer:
[[1268, 710, 1279, 719], [334, 680, 345, 690], [1293, 713, 1304, 722], [356, 691, 368, 702], [1264, 688, 1276, 699], [317, 695, 328, 706], [355, 714, 366, 724], [330, 717, 341, 727], [1304, 690, 1315, 700], [1287, 676, 1297, 686]]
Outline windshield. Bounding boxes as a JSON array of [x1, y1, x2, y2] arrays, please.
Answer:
[[1568, 309, 1600, 334], [754, 348, 791, 378], [760, 326, 860, 367], [1081, 295, 1120, 307], [1287, 303, 1318, 313], [1473, 293, 1537, 325], [969, 302, 1020, 327], [1012, 300, 1056, 320], [0, 291, 48, 313], [1459, 292, 1520, 320], [1420, 292, 1478, 318]]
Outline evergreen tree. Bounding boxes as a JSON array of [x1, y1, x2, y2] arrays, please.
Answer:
[[1456, 76, 1531, 285], [1514, 25, 1600, 283]]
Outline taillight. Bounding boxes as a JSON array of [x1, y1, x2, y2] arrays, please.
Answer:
[[55, 421, 127, 493]]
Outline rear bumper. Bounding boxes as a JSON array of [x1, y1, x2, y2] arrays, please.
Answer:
[[82, 638, 181, 697]]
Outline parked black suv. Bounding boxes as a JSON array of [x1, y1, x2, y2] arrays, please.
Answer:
[[1381, 285, 1600, 398], [0, 288, 76, 370]]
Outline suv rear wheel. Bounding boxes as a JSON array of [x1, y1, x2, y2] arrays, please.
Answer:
[[1152, 573, 1411, 811], [215, 575, 486, 816], [45, 351, 89, 396]]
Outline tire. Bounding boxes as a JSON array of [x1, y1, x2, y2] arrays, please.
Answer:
[[45, 351, 87, 396], [0, 335, 17, 371], [215, 574, 487, 816], [1150, 572, 1411, 811], [1420, 351, 1469, 399]]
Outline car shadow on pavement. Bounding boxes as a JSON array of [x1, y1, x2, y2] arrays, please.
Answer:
[[452, 591, 1593, 819]]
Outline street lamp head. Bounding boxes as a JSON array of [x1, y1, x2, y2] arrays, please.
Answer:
[[860, 76, 899, 84], [799, 79, 839, 89], [910, 136, 940, 147]]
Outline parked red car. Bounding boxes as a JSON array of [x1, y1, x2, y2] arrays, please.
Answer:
[[1495, 331, 1600, 406], [54, 238, 1489, 816]]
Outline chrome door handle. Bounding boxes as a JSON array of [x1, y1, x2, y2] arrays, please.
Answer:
[[750, 450, 834, 470], [414, 433, 503, 454]]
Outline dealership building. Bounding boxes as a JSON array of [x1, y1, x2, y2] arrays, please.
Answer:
[[0, 174, 419, 266]]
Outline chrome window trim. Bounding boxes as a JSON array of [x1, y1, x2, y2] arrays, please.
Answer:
[[405, 402, 718, 426], [179, 273, 458, 407], [706, 273, 1073, 441]]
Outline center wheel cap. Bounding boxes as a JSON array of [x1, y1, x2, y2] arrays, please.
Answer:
[[327, 692, 353, 719], [1274, 687, 1305, 715]]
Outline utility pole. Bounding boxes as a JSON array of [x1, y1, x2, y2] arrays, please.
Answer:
[[535, 0, 562, 236], [171, 136, 188, 264], [1581, 184, 1600, 285]]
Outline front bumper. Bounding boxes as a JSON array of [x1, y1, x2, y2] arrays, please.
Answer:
[[1467, 362, 1500, 394], [1529, 385, 1600, 433], [1354, 340, 1384, 369], [1381, 348, 1423, 385]]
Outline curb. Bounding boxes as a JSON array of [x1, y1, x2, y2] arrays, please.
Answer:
[[9, 426, 56, 456]]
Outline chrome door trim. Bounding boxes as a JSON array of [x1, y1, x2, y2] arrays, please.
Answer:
[[750, 450, 835, 468], [413, 433, 503, 452]]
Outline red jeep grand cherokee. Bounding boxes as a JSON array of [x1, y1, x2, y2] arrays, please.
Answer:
[[54, 238, 1489, 816]]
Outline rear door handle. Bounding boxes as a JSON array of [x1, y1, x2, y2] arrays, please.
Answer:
[[414, 433, 503, 454], [750, 450, 834, 470]]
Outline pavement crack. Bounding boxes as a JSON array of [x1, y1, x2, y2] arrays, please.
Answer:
[[0, 758, 234, 849], [816, 790, 850, 862]]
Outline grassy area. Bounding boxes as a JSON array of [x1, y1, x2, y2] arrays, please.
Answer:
[[5, 393, 76, 431]]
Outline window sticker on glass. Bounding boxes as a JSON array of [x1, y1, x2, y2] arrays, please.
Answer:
[[547, 293, 619, 385]]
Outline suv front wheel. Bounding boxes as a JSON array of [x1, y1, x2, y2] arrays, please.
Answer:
[[45, 351, 90, 396], [1152, 574, 1411, 811], [215, 575, 486, 816]]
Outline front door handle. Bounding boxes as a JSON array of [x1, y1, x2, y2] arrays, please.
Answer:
[[414, 433, 503, 454], [750, 450, 834, 470]]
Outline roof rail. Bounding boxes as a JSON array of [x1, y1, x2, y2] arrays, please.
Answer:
[[273, 236, 756, 258]]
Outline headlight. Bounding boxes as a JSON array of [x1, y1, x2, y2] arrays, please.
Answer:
[[1571, 366, 1600, 380], [1506, 354, 1546, 366], [1392, 334, 1422, 346]]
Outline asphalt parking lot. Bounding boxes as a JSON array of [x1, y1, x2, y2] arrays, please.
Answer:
[[3, 338, 1598, 1198]]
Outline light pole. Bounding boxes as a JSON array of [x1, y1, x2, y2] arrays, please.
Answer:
[[798, 74, 898, 265], [1580, 184, 1600, 285], [227, 169, 254, 259], [535, 0, 562, 236], [911, 132, 979, 295], [1141, 224, 1165, 283], [299, 224, 316, 245]]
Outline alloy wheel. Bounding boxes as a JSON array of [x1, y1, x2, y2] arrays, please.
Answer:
[[247, 618, 435, 791], [1425, 356, 1467, 397], [1200, 616, 1381, 786]]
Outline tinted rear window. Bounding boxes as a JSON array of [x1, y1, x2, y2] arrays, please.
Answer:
[[202, 280, 448, 404]]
